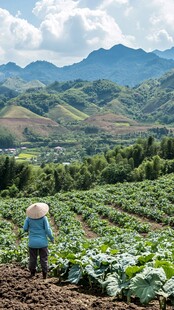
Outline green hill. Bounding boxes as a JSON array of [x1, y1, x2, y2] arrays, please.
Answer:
[[0, 105, 65, 142], [47, 103, 88, 122], [1, 74, 174, 149], [134, 71, 174, 124], [0, 105, 44, 119], [1, 77, 45, 93]]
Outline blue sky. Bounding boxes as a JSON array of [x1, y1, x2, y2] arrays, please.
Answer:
[[0, 0, 173, 67], [0, 0, 38, 24]]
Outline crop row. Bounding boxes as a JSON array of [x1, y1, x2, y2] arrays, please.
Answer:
[[1, 174, 174, 308], [60, 174, 174, 227]]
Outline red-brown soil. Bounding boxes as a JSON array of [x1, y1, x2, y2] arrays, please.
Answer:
[[0, 264, 173, 310], [0, 118, 61, 140], [83, 113, 152, 134]]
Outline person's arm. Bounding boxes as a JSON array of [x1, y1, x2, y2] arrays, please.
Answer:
[[44, 217, 54, 242], [23, 217, 29, 232]]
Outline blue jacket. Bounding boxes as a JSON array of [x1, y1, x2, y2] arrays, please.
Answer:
[[23, 216, 54, 248]]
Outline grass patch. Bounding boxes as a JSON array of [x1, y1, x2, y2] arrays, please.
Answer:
[[0, 106, 43, 119], [16, 152, 38, 161], [114, 122, 130, 127], [48, 104, 87, 122], [18, 153, 34, 159]]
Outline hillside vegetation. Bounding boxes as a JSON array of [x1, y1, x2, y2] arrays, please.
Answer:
[[5, 73, 174, 125], [1, 71, 174, 154], [1, 135, 174, 197]]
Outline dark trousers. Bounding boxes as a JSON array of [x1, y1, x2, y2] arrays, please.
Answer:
[[29, 247, 48, 273]]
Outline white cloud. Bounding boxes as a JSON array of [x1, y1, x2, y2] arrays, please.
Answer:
[[10, 20, 42, 49], [99, 0, 129, 9], [33, 0, 78, 18], [0, 46, 5, 59], [1, 0, 174, 66], [144, 0, 174, 50], [151, 0, 174, 28], [0, 8, 42, 51], [102, 0, 174, 51], [32, 0, 133, 58], [147, 29, 173, 48]]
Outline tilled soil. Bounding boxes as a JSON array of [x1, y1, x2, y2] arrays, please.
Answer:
[[0, 264, 173, 310]]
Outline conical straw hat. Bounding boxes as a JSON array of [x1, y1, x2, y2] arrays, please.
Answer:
[[26, 202, 49, 219]]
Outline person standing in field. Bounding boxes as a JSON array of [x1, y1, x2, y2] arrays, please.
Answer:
[[23, 202, 54, 279]]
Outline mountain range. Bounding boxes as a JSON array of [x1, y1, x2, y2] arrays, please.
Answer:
[[153, 46, 174, 60], [1, 44, 174, 152], [1, 44, 174, 87]]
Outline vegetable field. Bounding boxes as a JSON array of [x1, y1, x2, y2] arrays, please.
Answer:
[[1, 173, 174, 309]]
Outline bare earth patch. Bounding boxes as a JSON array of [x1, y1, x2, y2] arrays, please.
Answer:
[[0, 264, 173, 310], [0, 118, 61, 140]]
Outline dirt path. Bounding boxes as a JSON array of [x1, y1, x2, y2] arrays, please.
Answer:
[[76, 214, 98, 239], [49, 216, 59, 238], [49, 214, 98, 239], [1, 264, 172, 310], [111, 204, 165, 231]]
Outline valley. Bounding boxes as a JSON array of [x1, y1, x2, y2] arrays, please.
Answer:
[[1, 71, 174, 162]]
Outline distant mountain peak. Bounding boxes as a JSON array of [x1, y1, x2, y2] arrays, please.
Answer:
[[0, 44, 174, 86], [24, 60, 58, 70], [153, 46, 174, 60], [0, 62, 21, 72], [84, 44, 157, 67], [6, 61, 20, 67]]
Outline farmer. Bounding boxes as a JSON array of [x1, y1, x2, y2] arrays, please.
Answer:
[[23, 202, 54, 279]]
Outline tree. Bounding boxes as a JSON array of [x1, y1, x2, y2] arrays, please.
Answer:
[[100, 163, 132, 184], [8, 184, 19, 197], [144, 161, 154, 180], [145, 136, 156, 157], [16, 165, 31, 190], [54, 165, 67, 192], [160, 137, 174, 159], [62, 174, 74, 191], [128, 157, 134, 169], [75, 166, 92, 190], [132, 144, 144, 167], [144, 157, 161, 180], [1, 156, 11, 190], [54, 170, 62, 192], [152, 155, 161, 179], [36, 172, 55, 196], [166, 138, 174, 159], [0, 127, 15, 148]]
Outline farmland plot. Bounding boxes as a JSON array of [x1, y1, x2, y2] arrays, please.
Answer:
[[1, 174, 174, 309]]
